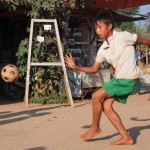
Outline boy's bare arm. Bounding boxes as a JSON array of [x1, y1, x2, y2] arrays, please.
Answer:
[[65, 53, 101, 73], [136, 38, 150, 46], [73, 62, 102, 73]]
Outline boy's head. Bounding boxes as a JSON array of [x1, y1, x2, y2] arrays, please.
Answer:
[[94, 11, 114, 39]]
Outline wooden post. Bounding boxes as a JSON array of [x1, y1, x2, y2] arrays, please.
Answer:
[[24, 19, 34, 107], [146, 46, 148, 66]]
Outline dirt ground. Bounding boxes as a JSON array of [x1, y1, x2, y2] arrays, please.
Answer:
[[0, 75, 150, 150]]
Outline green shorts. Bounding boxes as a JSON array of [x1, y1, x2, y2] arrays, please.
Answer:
[[102, 78, 137, 104]]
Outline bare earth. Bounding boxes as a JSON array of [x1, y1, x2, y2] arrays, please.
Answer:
[[0, 75, 150, 150]]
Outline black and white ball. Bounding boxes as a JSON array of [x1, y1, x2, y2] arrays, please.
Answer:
[[1, 64, 19, 82]]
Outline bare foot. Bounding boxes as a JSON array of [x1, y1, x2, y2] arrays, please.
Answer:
[[80, 128, 101, 141], [110, 137, 134, 145]]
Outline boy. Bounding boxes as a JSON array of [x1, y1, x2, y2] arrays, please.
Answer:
[[65, 11, 150, 145]]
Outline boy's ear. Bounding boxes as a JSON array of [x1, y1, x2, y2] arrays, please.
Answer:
[[108, 24, 113, 30]]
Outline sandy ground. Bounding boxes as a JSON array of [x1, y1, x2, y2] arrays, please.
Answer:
[[0, 75, 150, 150]]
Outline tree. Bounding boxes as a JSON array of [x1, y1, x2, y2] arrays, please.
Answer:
[[1, 0, 85, 20], [115, 7, 139, 33]]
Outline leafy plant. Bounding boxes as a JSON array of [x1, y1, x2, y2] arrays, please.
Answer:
[[115, 7, 139, 33], [1, 0, 85, 20], [16, 22, 69, 104]]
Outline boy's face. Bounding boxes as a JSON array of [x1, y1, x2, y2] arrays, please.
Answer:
[[94, 20, 113, 39]]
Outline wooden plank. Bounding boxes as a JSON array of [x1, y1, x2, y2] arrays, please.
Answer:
[[74, 42, 89, 45], [146, 46, 148, 66], [33, 19, 55, 23], [25, 19, 34, 107], [31, 62, 62, 66], [54, 19, 74, 107]]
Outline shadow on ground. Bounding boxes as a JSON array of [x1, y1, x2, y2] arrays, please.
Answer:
[[81, 123, 150, 144], [81, 110, 150, 144], [0, 102, 69, 126], [25, 147, 47, 150]]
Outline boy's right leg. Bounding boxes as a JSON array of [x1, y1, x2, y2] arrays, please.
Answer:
[[81, 88, 109, 140], [103, 98, 134, 145]]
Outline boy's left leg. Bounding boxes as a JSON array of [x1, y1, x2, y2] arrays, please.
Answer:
[[103, 98, 134, 145]]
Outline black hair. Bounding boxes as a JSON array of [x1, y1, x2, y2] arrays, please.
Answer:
[[94, 11, 114, 29]]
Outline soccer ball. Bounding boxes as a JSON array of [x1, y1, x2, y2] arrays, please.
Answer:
[[1, 64, 19, 82]]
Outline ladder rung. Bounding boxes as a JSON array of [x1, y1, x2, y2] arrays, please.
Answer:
[[33, 19, 55, 22], [30, 62, 63, 66]]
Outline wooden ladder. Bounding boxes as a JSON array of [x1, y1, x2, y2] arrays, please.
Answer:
[[25, 19, 74, 107]]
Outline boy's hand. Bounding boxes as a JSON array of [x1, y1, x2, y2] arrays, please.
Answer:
[[65, 53, 76, 69]]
